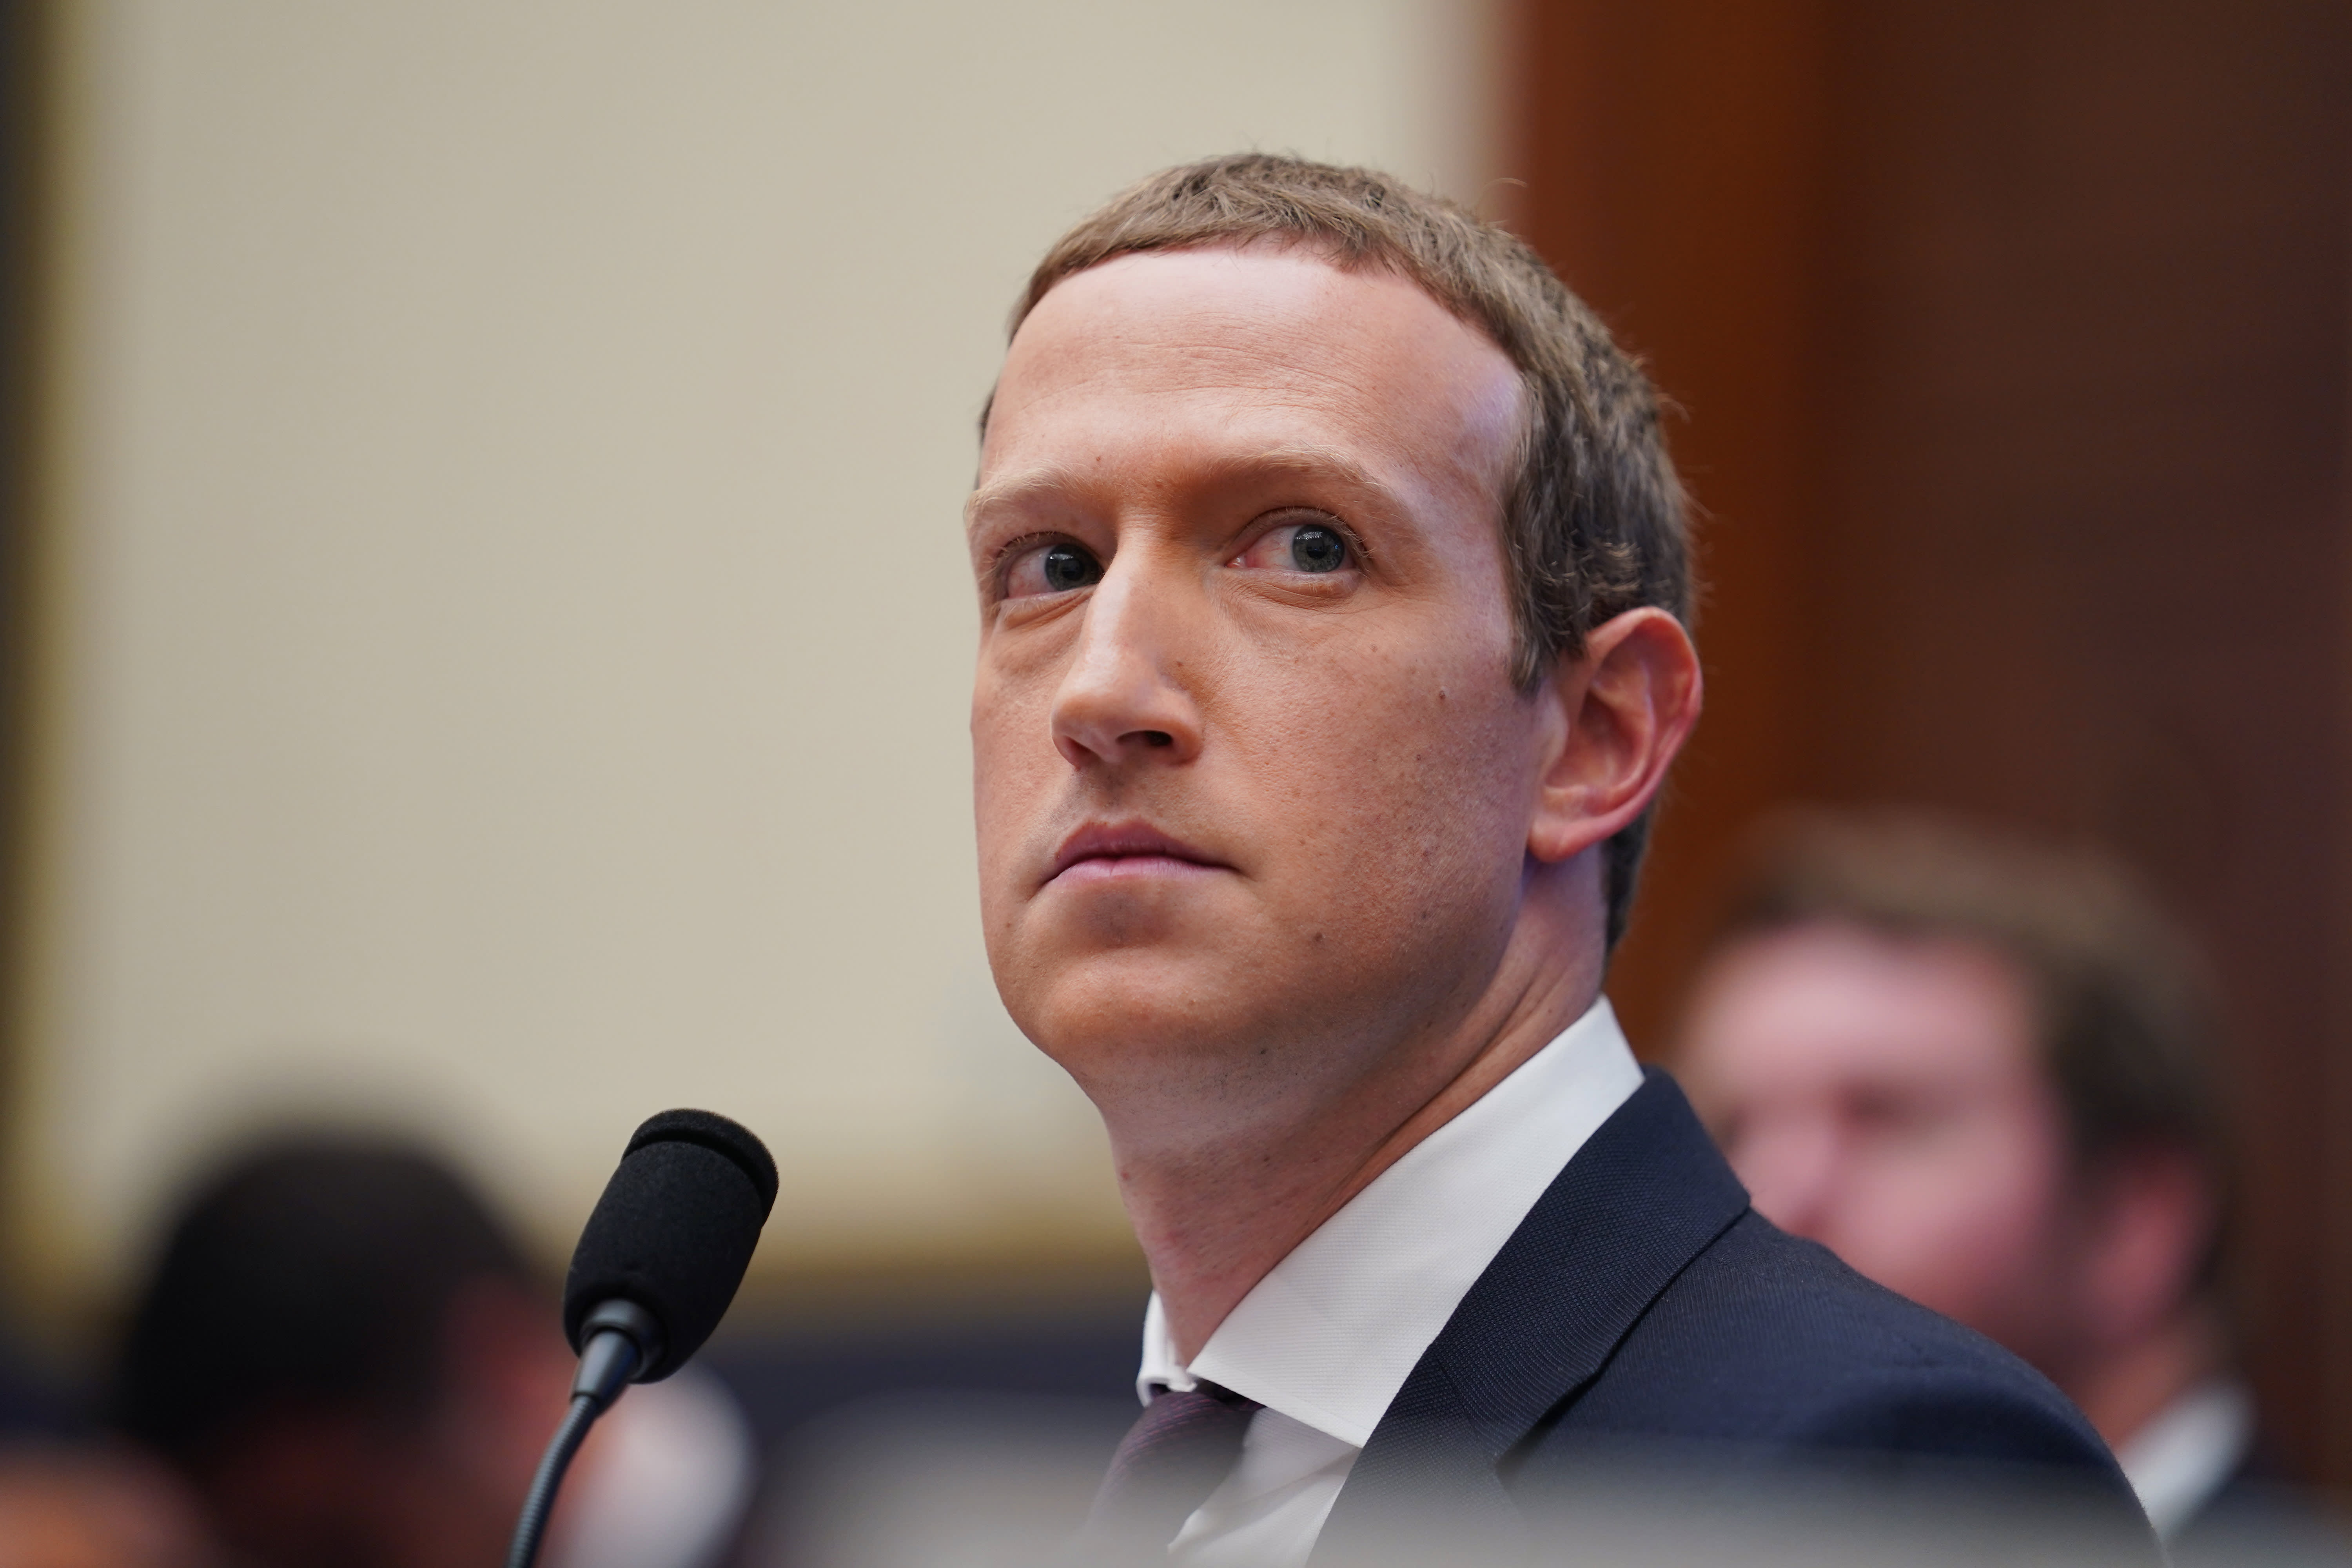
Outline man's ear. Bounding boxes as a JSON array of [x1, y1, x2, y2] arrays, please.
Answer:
[[1528, 607, 1703, 865], [2076, 1146, 2218, 1345]]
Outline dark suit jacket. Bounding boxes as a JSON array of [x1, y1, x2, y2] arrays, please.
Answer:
[[1312, 1069, 2156, 1564]]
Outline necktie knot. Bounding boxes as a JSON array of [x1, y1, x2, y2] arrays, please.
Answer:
[[1081, 1381, 1263, 1552]]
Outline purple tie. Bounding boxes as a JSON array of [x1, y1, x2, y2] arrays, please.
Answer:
[[1082, 1382, 1264, 1550]]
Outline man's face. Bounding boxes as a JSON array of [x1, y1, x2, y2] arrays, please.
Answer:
[[968, 246, 1535, 1123], [1678, 922, 2080, 1363]]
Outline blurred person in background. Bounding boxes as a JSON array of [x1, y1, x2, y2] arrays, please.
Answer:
[[112, 1136, 758, 1568], [0, 1447, 210, 1568], [0, 1237, 207, 1567], [1676, 812, 2347, 1561]]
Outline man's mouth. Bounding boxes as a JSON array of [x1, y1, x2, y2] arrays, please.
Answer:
[[1047, 821, 1230, 887]]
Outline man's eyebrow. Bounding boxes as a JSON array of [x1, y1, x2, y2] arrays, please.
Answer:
[[965, 446, 1403, 532], [1205, 445, 1399, 506], [965, 466, 1089, 534]]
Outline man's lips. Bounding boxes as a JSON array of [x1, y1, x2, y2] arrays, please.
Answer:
[[1047, 821, 1231, 887]]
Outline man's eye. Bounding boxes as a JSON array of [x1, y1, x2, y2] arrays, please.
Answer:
[[1004, 541, 1105, 598], [1232, 520, 1353, 575], [1289, 524, 1348, 573], [1846, 1088, 1946, 1139]]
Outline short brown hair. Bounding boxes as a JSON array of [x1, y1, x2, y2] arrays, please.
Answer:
[[1709, 811, 2229, 1189], [999, 154, 1693, 948]]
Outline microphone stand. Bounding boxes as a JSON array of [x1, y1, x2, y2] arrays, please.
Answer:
[[505, 1302, 662, 1568]]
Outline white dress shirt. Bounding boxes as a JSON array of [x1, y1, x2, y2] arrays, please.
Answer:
[[2116, 1378, 2253, 1541], [1133, 998, 1645, 1566]]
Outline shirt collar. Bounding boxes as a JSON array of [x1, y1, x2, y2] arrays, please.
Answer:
[[1136, 997, 1644, 1446], [2116, 1378, 2253, 1540]]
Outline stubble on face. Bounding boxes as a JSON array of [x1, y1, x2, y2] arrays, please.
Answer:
[[967, 245, 1537, 1149]]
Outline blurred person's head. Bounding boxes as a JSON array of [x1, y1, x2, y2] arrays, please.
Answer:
[[0, 1448, 215, 1568], [1675, 813, 2229, 1446], [114, 1137, 573, 1568]]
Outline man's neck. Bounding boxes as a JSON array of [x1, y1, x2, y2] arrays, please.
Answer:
[[2070, 1304, 2228, 1454], [1116, 897, 1607, 1363]]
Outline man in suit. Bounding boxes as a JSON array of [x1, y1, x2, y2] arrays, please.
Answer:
[[965, 153, 2149, 1565], [1675, 812, 2352, 1564]]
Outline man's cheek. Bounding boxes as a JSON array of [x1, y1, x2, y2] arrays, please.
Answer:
[[1342, 696, 1507, 831], [971, 693, 1054, 808]]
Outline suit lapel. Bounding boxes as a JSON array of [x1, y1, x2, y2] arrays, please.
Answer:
[[1314, 1069, 1749, 1557]]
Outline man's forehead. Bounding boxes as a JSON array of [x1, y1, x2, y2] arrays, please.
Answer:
[[1020, 242, 1426, 335], [1704, 924, 2045, 1074], [979, 246, 1522, 492]]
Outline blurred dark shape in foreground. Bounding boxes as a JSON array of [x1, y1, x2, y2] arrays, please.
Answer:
[[1676, 810, 2352, 1563], [111, 1134, 755, 1568], [692, 1293, 1136, 1567], [762, 1401, 2169, 1568]]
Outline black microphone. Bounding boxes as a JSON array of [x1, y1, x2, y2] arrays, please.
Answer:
[[506, 1109, 778, 1568]]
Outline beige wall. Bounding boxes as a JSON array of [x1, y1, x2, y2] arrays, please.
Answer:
[[14, 0, 1501, 1309]]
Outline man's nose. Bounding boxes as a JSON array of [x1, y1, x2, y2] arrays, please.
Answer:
[[1050, 554, 1204, 770]]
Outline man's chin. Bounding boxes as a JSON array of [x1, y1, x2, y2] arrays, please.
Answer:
[[1006, 951, 1289, 1075]]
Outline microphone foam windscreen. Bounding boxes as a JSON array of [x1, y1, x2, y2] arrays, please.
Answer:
[[563, 1109, 779, 1381]]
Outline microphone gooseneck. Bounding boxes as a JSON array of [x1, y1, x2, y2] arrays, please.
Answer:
[[506, 1395, 601, 1568], [505, 1109, 777, 1568]]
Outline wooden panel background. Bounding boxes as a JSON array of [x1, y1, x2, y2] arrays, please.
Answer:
[[1511, 0, 2352, 1486]]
